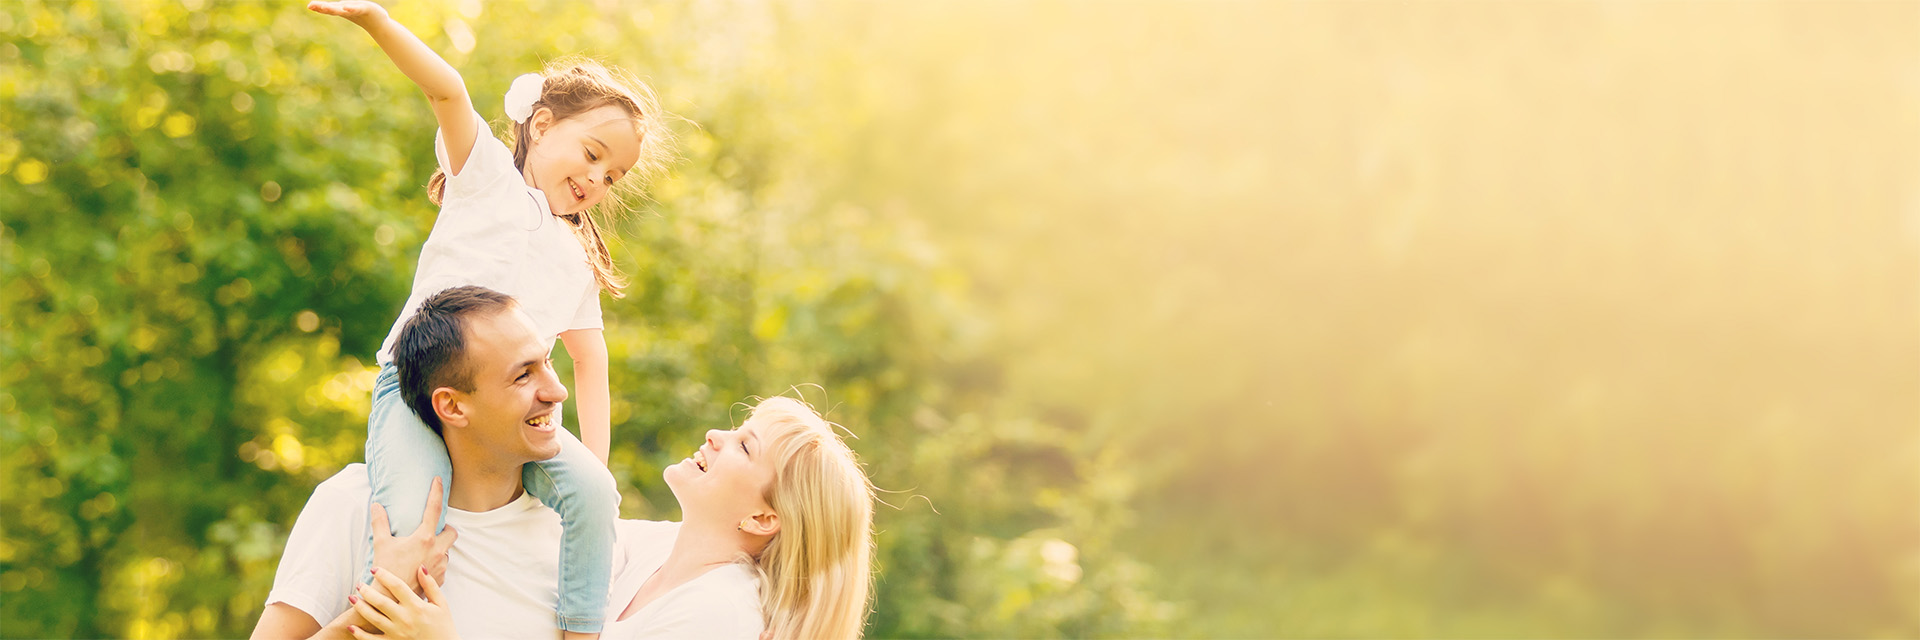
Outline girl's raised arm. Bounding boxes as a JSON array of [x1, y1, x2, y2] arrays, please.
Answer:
[[309, 1, 479, 175]]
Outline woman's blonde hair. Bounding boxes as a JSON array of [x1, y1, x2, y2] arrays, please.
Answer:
[[743, 396, 876, 639], [427, 56, 675, 298]]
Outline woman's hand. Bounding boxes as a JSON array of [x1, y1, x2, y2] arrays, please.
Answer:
[[306, 1, 390, 28], [348, 567, 458, 640]]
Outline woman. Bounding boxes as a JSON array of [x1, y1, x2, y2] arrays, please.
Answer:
[[348, 397, 877, 639]]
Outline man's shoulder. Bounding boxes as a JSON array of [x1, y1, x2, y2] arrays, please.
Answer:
[[312, 464, 370, 501], [287, 464, 370, 534], [265, 466, 370, 627]]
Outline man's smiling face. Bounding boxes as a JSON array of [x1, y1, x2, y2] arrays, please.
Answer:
[[447, 307, 568, 464]]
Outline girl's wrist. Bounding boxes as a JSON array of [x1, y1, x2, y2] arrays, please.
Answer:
[[350, 11, 393, 32]]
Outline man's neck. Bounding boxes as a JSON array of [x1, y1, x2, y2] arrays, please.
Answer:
[[444, 445, 528, 512]]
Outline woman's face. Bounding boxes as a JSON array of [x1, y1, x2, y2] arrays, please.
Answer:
[[522, 105, 641, 217], [664, 420, 779, 522]]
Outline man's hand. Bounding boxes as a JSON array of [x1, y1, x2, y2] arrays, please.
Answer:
[[370, 477, 458, 592]]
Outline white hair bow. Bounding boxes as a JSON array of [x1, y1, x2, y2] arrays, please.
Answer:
[[504, 73, 545, 124]]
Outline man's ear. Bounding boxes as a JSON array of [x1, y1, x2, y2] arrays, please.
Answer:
[[741, 510, 780, 538], [432, 387, 471, 429]]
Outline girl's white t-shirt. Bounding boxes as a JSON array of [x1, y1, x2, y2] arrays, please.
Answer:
[[602, 520, 765, 640], [376, 110, 602, 364]]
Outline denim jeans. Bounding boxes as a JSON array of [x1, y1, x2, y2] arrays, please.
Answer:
[[364, 361, 617, 632]]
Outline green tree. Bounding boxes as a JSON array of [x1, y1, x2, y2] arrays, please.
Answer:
[[3, 1, 425, 635]]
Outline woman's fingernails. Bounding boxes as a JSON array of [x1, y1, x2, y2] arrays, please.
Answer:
[[349, 595, 359, 604]]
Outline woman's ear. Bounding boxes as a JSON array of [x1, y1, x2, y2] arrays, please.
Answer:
[[741, 511, 780, 538], [433, 387, 470, 429]]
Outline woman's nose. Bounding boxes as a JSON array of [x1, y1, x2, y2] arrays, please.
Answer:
[[704, 429, 725, 449]]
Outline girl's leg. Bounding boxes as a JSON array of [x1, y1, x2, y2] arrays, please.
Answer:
[[363, 361, 454, 581], [522, 423, 619, 633]]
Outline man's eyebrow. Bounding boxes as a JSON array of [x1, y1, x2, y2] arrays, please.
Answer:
[[509, 357, 541, 377]]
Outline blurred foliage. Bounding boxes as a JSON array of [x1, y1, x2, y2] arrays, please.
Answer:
[[4, 0, 1920, 638]]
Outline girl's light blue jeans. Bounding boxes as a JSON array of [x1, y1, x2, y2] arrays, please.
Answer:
[[364, 360, 616, 633]]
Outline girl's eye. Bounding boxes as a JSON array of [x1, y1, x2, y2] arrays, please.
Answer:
[[587, 150, 598, 162], [740, 441, 749, 455]]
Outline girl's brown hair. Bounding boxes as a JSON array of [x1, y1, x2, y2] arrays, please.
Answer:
[[428, 57, 674, 298]]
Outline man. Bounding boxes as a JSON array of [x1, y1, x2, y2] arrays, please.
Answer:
[[251, 286, 585, 640]]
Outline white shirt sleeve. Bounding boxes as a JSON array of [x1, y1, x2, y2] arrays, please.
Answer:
[[569, 287, 604, 332], [264, 467, 371, 627], [433, 110, 517, 201]]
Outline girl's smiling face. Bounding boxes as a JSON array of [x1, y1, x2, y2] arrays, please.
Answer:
[[521, 104, 642, 216]]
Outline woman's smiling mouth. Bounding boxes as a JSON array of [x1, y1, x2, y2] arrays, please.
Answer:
[[567, 178, 585, 202]]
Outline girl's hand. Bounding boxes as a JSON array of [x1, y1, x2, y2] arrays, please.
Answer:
[[349, 567, 459, 640], [307, 0, 390, 27]]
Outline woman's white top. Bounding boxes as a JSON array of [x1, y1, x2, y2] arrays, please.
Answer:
[[376, 110, 602, 364], [603, 520, 765, 640]]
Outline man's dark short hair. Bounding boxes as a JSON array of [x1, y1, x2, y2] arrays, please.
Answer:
[[394, 286, 516, 435]]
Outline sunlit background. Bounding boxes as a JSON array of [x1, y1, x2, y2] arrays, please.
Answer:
[[4, 0, 1918, 637]]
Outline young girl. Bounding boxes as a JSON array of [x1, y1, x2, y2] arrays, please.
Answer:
[[308, 1, 672, 636]]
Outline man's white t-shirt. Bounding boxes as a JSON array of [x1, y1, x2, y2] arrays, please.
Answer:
[[600, 520, 764, 640], [265, 468, 764, 639], [374, 110, 602, 365], [264, 464, 566, 640]]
